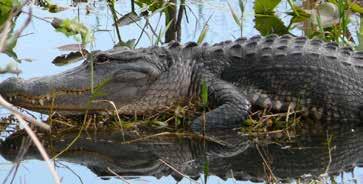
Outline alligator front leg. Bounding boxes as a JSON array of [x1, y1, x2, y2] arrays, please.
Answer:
[[191, 70, 251, 132]]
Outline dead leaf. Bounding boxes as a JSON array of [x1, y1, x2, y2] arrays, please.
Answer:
[[52, 50, 89, 66], [114, 12, 142, 26]]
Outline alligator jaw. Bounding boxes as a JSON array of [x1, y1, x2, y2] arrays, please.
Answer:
[[0, 76, 96, 114], [0, 53, 163, 114]]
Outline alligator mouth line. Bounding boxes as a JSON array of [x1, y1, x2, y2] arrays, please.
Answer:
[[14, 103, 106, 112], [6, 88, 92, 106]]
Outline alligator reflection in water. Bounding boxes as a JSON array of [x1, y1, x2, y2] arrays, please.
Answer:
[[0, 123, 363, 182]]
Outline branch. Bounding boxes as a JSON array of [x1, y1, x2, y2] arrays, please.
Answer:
[[0, 2, 32, 52], [13, 114, 61, 184], [0, 95, 50, 131]]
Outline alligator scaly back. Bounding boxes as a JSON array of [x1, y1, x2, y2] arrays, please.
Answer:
[[165, 34, 363, 123]]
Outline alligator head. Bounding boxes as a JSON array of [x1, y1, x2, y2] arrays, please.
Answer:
[[0, 47, 186, 115]]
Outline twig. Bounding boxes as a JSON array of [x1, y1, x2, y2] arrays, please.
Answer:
[[107, 167, 131, 184], [324, 132, 334, 174], [2, 137, 32, 184], [52, 116, 89, 159], [92, 100, 125, 142], [0, 3, 32, 53], [255, 144, 277, 182], [0, 95, 50, 131], [21, 10, 52, 24], [159, 159, 199, 184], [56, 162, 84, 184], [12, 8, 32, 44], [0, 17, 12, 53], [107, 0, 122, 44], [134, 21, 148, 47], [175, 0, 185, 41], [131, 0, 135, 13], [13, 114, 61, 184]]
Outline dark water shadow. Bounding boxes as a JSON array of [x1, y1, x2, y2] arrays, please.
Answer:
[[1, 121, 362, 183]]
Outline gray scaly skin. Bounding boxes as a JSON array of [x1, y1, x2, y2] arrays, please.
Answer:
[[0, 34, 362, 130], [0, 47, 250, 131]]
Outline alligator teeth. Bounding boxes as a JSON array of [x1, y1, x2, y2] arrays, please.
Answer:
[[45, 95, 51, 101], [39, 99, 44, 106], [8, 97, 12, 102], [31, 99, 36, 104]]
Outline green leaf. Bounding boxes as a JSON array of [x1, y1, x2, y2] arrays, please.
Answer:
[[356, 17, 363, 50], [238, 0, 245, 14], [90, 78, 111, 100], [197, 15, 212, 44], [135, 0, 164, 12], [227, 1, 242, 27], [203, 159, 209, 184], [148, 3, 170, 17], [255, 15, 289, 36], [47, 4, 67, 13], [197, 25, 208, 44], [287, 5, 311, 17], [51, 18, 92, 45], [150, 120, 168, 128], [114, 12, 142, 26], [254, 0, 281, 14], [288, 6, 311, 23], [0, 0, 19, 26], [201, 80, 208, 108], [115, 39, 136, 48], [351, 2, 363, 14], [4, 35, 20, 62], [52, 50, 88, 66], [154, 18, 173, 45]]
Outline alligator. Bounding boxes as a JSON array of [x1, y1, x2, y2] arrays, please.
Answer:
[[0, 34, 362, 130], [1, 123, 362, 182]]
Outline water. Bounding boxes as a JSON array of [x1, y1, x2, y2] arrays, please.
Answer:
[[0, 0, 362, 183], [1, 123, 362, 184]]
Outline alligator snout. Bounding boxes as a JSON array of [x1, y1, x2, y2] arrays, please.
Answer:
[[0, 77, 26, 98]]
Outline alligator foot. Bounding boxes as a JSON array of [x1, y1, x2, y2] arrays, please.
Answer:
[[191, 69, 251, 132]]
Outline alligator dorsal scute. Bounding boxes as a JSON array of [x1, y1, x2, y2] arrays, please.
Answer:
[[184, 41, 198, 48], [352, 52, 363, 72], [181, 41, 202, 59], [106, 49, 145, 61], [250, 35, 262, 42], [202, 42, 209, 47], [325, 42, 339, 51], [340, 46, 353, 57], [310, 39, 323, 46], [226, 43, 243, 61], [167, 41, 181, 49], [245, 41, 258, 57], [235, 37, 247, 44], [280, 34, 293, 39]]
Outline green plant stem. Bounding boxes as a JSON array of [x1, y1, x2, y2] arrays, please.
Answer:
[[107, 0, 122, 44], [131, 0, 135, 13], [165, 0, 177, 42], [287, 0, 299, 16], [175, 0, 185, 41]]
